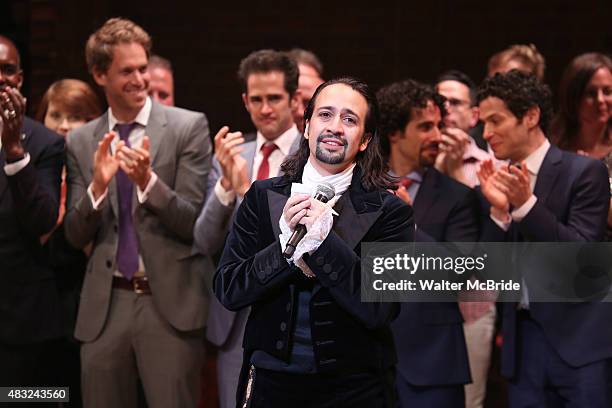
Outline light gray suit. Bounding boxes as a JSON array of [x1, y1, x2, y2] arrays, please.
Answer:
[[65, 101, 214, 408], [193, 133, 301, 408]]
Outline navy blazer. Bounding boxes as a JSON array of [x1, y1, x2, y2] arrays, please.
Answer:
[[214, 166, 414, 402], [0, 117, 64, 343], [480, 146, 611, 378], [392, 168, 479, 386]]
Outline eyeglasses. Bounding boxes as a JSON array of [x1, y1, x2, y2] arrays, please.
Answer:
[[445, 98, 471, 109], [0, 63, 20, 76]]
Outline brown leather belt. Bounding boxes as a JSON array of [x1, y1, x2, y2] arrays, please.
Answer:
[[112, 276, 151, 294]]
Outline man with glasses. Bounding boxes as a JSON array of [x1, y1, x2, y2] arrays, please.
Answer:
[[435, 70, 491, 189], [435, 70, 496, 408], [286, 48, 325, 133]]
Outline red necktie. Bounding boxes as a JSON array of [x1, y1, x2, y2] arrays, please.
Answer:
[[256, 143, 279, 180], [399, 178, 414, 189]]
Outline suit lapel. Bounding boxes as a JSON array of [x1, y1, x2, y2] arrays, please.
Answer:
[[243, 131, 302, 181], [244, 139, 257, 180], [145, 102, 165, 168], [266, 169, 382, 300], [412, 169, 438, 225], [135, 102, 166, 213], [267, 189, 288, 239], [266, 168, 383, 252], [333, 192, 382, 249], [533, 145, 561, 206], [92, 114, 119, 216], [288, 133, 303, 155]]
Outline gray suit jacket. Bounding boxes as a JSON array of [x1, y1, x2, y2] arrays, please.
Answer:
[[194, 132, 301, 346], [65, 101, 214, 342]]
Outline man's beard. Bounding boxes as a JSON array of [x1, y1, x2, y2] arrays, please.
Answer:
[[315, 133, 347, 165], [418, 141, 439, 167]]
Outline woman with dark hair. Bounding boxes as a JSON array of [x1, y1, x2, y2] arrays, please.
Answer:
[[36, 78, 103, 137], [551, 53, 612, 155], [36, 79, 102, 408], [551, 53, 612, 239]]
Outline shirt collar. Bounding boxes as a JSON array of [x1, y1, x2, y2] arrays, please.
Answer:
[[255, 124, 299, 156], [523, 138, 551, 176], [303, 158, 355, 195], [389, 169, 424, 184], [108, 97, 152, 132]]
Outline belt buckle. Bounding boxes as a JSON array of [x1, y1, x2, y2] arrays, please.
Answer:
[[133, 276, 147, 294]]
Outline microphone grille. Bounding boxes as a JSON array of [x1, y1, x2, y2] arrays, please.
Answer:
[[315, 182, 335, 200]]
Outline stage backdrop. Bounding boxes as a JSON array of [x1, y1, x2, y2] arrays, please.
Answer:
[[5, 0, 612, 139]]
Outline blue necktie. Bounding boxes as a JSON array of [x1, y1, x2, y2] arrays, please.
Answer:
[[115, 123, 139, 280]]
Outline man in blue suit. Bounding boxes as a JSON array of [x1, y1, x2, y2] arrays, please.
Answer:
[[477, 70, 611, 407], [377, 79, 478, 407]]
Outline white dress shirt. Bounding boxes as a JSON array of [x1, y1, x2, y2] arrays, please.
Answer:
[[1, 117, 31, 175], [86, 97, 158, 277], [87, 97, 158, 209], [490, 139, 551, 229], [215, 124, 300, 206]]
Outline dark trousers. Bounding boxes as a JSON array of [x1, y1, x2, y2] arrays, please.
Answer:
[[0, 339, 63, 407], [395, 375, 465, 408], [509, 312, 612, 407], [244, 366, 395, 408]]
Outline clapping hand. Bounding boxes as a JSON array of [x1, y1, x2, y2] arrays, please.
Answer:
[[214, 126, 250, 197], [477, 159, 509, 212], [0, 86, 26, 159], [91, 132, 125, 199], [116, 136, 152, 190]]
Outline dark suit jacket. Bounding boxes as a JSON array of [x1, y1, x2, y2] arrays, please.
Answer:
[[0, 117, 64, 344], [214, 165, 414, 403], [392, 168, 478, 386], [194, 132, 302, 347], [480, 146, 611, 377]]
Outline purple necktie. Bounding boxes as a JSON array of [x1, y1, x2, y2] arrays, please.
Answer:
[[115, 123, 139, 280]]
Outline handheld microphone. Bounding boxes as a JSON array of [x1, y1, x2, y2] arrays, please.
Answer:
[[283, 182, 335, 258]]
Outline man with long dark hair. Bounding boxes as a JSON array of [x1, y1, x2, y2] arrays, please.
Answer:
[[193, 49, 302, 408], [214, 77, 414, 407]]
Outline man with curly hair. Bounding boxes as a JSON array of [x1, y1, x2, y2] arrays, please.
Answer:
[[377, 79, 479, 407], [436, 70, 496, 408], [478, 70, 612, 407]]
